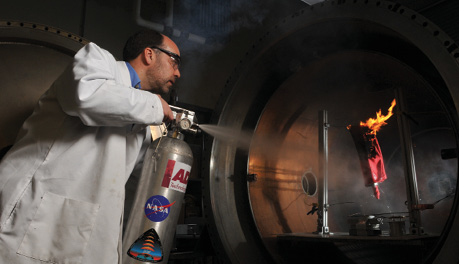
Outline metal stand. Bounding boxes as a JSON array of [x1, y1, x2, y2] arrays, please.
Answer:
[[316, 110, 330, 234], [395, 88, 424, 235]]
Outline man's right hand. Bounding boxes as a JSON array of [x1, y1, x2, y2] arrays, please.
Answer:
[[157, 95, 174, 122]]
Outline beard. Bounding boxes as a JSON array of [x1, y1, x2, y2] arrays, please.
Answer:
[[144, 63, 173, 96]]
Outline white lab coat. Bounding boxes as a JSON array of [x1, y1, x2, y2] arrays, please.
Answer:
[[0, 43, 164, 263]]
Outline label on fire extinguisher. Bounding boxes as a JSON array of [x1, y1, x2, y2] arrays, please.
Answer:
[[161, 159, 191, 193], [144, 195, 175, 222]]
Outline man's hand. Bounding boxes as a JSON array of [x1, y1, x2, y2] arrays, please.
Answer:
[[157, 95, 174, 122]]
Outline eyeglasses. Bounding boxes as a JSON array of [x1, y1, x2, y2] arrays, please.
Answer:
[[151, 46, 181, 70]]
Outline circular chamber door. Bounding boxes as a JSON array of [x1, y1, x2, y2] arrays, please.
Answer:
[[0, 21, 87, 151], [203, 1, 459, 264]]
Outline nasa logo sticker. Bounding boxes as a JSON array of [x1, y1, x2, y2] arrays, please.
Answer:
[[144, 195, 175, 222]]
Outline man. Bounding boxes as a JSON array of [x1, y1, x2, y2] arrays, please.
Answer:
[[0, 30, 180, 263]]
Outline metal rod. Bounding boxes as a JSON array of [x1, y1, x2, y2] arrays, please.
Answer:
[[317, 110, 330, 234], [395, 88, 424, 235], [166, 0, 174, 27]]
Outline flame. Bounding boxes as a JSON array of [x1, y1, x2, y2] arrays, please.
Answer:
[[360, 99, 396, 135]]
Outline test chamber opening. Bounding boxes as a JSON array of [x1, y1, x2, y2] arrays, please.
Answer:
[[204, 2, 459, 263]]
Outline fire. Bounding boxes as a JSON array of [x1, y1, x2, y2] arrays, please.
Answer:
[[360, 99, 396, 135]]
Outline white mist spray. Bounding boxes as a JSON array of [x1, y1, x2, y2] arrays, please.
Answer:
[[199, 124, 252, 151]]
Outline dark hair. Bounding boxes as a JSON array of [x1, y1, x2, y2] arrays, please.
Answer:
[[123, 29, 164, 61]]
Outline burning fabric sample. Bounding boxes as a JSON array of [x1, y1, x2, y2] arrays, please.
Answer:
[[348, 126, 387, 199], [348, 99, 396, 199]]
